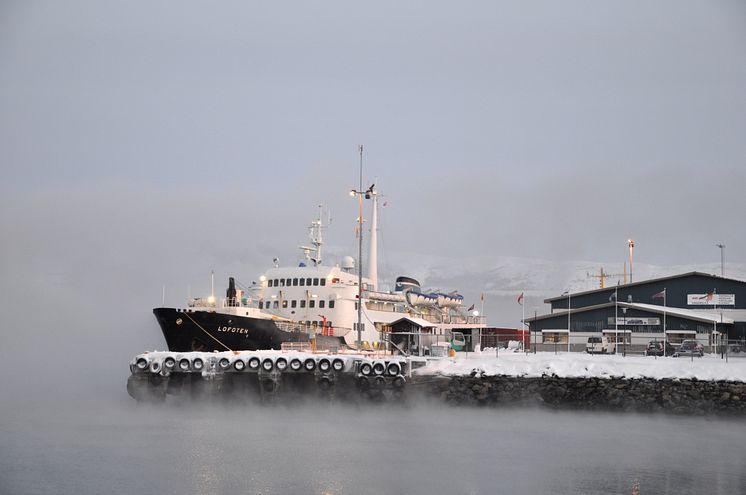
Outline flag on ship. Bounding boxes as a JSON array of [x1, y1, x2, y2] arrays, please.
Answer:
[[467, 304, 475, 311]]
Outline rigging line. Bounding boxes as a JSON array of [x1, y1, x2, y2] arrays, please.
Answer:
[[181, 311, 233, 352]]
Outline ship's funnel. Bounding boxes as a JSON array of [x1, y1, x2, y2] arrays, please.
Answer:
[[395, 276, 421, 293], [226, 277, 236, 305]]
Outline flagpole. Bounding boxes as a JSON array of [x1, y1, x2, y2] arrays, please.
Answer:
[[522, 292, 525, 350], [615, 286, 618, 354]]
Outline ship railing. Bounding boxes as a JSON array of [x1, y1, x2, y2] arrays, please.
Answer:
[[273, 320, 353, 338], [187, 297, 254, 309]]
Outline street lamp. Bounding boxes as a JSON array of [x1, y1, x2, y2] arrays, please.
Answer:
[[628, 239, 635, 283], [716, 243, 725, 277], [349, 145, 375, 348]]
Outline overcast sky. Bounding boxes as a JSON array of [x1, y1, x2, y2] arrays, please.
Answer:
[[1, 1, 745, 358]]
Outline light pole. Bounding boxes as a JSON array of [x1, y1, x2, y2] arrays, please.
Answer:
[[349, 145, 375, 348], [562, 290, 571, 352], [614, 287, 618, 354], [716, 243, 725, 277], [621, 307, 627, 357], [534, 309, 538, 354], [628, 239, 635, 283]]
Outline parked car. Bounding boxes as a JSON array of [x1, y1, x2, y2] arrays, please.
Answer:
[[645, 340, 675, 356], [586, 336, 615, 354], [673, 339, 704, 357]]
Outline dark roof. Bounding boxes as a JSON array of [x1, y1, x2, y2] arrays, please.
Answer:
[[525, 301, 734, 325], [544, 271, 744, 303]]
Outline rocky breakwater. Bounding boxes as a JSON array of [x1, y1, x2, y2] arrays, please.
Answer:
[[422, 374, 746, 415]]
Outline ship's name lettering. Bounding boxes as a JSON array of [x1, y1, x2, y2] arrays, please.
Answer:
[[217, 326, 250, 334]]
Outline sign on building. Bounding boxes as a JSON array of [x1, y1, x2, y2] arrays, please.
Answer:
[[607, 317, 660, 326], [687, 294, 735, 306]]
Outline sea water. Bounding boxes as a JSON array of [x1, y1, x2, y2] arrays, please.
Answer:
[[1, 389, 744, 495]]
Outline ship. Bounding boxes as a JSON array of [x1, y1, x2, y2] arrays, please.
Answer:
[[153, 188, 486, 353]]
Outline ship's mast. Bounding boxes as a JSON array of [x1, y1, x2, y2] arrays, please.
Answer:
[[299, 204, 325, 266], [367, 189, 378, 292]]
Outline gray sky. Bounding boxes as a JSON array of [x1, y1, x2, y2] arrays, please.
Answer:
[[1, 1, 745, 358]]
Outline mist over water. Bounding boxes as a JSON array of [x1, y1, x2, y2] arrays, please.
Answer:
[[1, 392, 744, 495], [2, 1, 745, 493]]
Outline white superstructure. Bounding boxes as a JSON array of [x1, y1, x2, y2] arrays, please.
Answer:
[[252, 192, 486, 348]]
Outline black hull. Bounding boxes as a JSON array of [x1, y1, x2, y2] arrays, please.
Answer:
[[153, 308, 341, 352]]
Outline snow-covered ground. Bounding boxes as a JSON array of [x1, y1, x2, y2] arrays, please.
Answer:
[[424, 350, 746, 382]]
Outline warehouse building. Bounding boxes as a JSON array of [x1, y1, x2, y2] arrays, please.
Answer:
[[525, 272, 746, 352]]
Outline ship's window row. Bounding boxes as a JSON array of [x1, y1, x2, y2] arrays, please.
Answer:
[[257, 299, 336, 309], [267, 278, 327, 287]]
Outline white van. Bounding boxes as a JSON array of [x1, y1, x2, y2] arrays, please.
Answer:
[[586, 336, 615, 354]]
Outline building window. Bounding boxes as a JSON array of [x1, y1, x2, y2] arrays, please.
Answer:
[[273, 279, 279, 287], [313, 278, 319, 286], [309, 300, 315, 308], [268, 280, 273, 287], [259, 301, 264, 309], [291, 300, 297, 308], [299, 278, 305, 286], [273, 301, 279, 309], [319, 300, 325, 308], [329, 300, 335, 309], [300, 300, 306, 308], [293, 278, 298, 286], [306, 278, 312, 286], [320, 279, 326, 286], [542, 332, 568, 344], [282, 300, 288, 308]]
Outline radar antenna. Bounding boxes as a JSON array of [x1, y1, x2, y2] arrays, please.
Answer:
[[298, 204, 326, 266]]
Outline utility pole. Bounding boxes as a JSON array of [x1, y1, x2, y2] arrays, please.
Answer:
[[716, 243, 725, 277], [628, 239, 635, 283]]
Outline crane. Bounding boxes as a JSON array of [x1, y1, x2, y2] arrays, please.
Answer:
[[586, 267, 626, 289]]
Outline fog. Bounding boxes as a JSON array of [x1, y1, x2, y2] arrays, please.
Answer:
[[2, 398, 745, 494], [1, 1, 745, 493]]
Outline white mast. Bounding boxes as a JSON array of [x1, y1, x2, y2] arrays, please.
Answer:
[[368, 190, 378, 291], [299, 204, 324, 266]]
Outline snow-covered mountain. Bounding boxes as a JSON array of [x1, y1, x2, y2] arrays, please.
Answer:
[[372, 252, 746, 327]]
